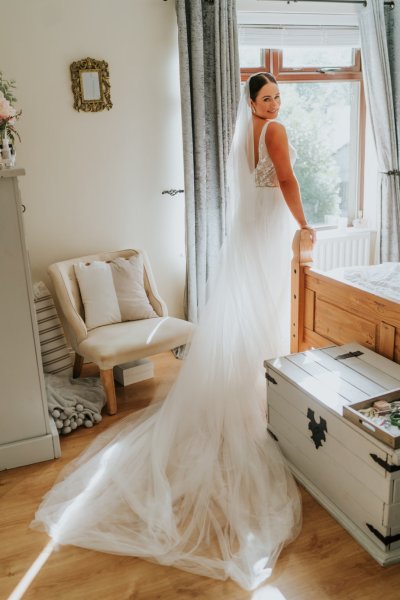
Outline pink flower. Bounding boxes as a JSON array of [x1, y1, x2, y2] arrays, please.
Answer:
[[0, 97, 16, 120]]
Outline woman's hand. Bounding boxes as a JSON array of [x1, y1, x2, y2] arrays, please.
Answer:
[[301, 224, 316, 244]]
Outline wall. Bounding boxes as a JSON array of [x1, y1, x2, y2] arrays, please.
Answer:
[[0, 0, 186, 317]]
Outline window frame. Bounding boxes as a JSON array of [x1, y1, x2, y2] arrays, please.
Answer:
[[240, 48, 366, 226]]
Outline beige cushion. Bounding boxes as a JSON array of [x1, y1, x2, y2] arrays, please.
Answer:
[[110, 255, 157, 321], [48, 250, 177, 354], [78, 317, 195, 369], [74, 261, 121, 330]]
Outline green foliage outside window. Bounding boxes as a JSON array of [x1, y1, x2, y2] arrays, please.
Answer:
[[279, 82, 354, 225]]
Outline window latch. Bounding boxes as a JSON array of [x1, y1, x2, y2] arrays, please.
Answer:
[[317, 68, 342, 74]]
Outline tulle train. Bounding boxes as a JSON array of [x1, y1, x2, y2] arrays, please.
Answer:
[[32, 185, 301, 591]]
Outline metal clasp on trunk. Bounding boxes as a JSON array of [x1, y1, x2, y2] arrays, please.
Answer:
[[370, 453, 400, 473], [265, 372, 277, 385], [335, 351, 364, 360], [307, 408, 328, 449], [366, 524, 400, 546]]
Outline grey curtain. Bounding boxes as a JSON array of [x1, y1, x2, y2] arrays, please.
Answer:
[[386, 0, 400, 209], [357, 0, 400, 261], [176, 0, 240, 323]]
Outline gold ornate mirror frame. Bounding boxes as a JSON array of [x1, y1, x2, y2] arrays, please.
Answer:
[[70, 57, 112, 112]]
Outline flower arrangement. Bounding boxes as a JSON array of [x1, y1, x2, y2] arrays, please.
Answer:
[[0, 71, 22, 144]]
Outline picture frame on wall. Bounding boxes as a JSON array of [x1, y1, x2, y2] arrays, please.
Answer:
[[70, 57, 112, 112]]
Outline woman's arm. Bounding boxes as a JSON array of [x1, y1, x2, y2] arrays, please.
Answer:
[[266, 121, 315, 241]]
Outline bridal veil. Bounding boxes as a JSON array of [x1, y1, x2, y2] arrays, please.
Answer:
[[32, 79, 302, 591]]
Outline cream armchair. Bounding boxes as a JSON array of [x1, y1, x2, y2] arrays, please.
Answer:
[[48, 249, 194, 415]]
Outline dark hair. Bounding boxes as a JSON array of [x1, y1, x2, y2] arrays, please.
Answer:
[[249, 72, 277, 101]]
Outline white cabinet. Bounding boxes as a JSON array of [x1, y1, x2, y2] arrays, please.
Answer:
[[0, 168, 60, 469], [265, 343, 400, 567]]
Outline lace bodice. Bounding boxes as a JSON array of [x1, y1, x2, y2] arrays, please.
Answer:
[[255, 120, 296, 187]]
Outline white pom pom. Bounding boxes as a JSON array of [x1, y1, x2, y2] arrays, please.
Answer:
[[76, 418, 83, 426], [76, 404, 84, 412], [84, 420, 93, 428], [52, 409, 61, 418], [70, 421, 78, 430], [61, 426, 72, 435], [64, 419, 71, 427], [93, 414, 102, 423], [55, 419, 63, 429], [64, 407, 74, 417]]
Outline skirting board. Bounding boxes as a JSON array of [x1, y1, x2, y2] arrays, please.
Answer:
[[288, 461, 400, 566], [0, 428, 60, 471]]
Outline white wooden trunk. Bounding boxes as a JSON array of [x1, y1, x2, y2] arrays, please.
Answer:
[[0, 169, 60, 469], [265, 342, 400, 566]]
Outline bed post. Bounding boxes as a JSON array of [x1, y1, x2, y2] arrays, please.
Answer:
[[291, 229, 314, 353]]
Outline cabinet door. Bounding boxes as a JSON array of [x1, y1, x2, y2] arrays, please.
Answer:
[[0, 177, 49, 444]]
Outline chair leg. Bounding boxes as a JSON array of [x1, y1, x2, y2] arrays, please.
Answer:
[[73, 353, 84, 378], [100, 369, 117, 415]]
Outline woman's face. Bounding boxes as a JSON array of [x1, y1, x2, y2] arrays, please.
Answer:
[[251, 81, 281, 120]]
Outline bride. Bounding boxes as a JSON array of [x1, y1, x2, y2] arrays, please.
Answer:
[[32, 73, 314, 591]]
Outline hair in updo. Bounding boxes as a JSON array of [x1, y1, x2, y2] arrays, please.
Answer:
[[249, 72, 277, 101]]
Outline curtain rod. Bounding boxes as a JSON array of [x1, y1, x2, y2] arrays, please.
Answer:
[[240, 23, 358, 29], [163, 1, 395, 6], [283, 0, 395, 7]]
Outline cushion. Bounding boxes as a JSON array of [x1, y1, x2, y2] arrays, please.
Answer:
[[74, 261, 121, 330], [33, 281, 73, 376], [78, 317, 195, 369], [110, 255, 157, 321], [73, 254, 157, 330]]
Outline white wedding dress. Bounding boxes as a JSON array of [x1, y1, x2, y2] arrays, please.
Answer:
[[32, 90, 301, 591]]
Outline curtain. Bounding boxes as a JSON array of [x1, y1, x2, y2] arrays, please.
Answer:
[[357, 0, 400, 261], [386, 0, 400, 184], [176, 0, 240, 324]]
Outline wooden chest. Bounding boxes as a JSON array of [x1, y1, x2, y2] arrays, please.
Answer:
[[265, 342, 400, 566]]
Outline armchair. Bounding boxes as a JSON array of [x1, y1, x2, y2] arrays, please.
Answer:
[[48, 249, 194, 415]]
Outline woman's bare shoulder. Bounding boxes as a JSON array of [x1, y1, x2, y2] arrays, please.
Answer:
[[265, 121, 289, 150], [265, 120, 287, 138]]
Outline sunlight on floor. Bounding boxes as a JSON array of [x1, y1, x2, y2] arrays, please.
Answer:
[[50, 442, 118, 540], [252, 585, 287, 600], [7, 444, 120, 600], [7, 540, 55, 600]]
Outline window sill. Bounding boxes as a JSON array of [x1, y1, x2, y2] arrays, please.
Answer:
[[315, 226, 376, 240]]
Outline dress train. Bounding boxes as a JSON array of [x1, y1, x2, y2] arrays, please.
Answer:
[[32, 116, 301, 591]]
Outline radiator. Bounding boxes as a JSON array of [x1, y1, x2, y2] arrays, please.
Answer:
[[313, 229, 376, 271]]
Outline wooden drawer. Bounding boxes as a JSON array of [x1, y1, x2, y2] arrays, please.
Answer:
[[343, 391, 400, 449]]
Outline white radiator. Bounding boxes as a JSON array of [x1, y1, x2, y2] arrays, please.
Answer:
[[313, 229, 376, 271]]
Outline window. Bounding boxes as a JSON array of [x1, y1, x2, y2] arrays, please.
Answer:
[[240, 46, 365, 227]]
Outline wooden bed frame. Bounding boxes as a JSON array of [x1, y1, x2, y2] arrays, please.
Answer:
[[291, 229, 400, 362]]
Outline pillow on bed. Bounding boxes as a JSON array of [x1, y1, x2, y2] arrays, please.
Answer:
[[110, 255, 157, 321]]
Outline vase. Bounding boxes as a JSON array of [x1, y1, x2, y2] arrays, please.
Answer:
[[0, 126, 7, 146], [1, 130, 13, 167]]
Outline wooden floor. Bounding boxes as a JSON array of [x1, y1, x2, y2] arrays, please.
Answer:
[[1, 352, 399, 600]]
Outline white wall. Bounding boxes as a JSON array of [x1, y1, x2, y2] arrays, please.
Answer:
[[0, 0, 186, 317]]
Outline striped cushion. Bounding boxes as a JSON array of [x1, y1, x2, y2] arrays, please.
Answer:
[[33, 281, 73, 376]]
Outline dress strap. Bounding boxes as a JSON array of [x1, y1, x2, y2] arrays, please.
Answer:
[[258, 120, 273, 159]]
